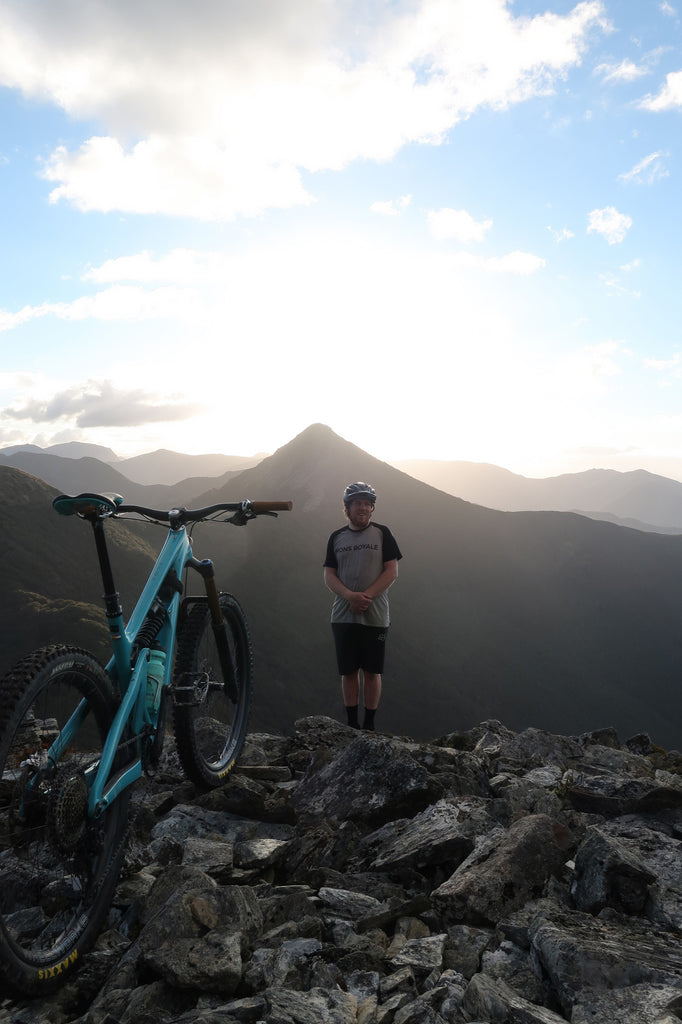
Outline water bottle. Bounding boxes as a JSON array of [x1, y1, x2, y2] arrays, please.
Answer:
[[146, 647, 166, 713]]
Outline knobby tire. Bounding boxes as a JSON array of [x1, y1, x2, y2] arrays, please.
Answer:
[[173, 593, 253, 788], [0, 645, 129, 996]]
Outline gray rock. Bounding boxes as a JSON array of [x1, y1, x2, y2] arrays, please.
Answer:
[[233, 836, 289, 870], [292, 733, 442, 826], [353, 797, 495, 876], [408, 744, 492, 798], [390, 934, 448, 973], [492, 726, 584, 773], [345, 969, 381, 1002], [318, 885, 384, 918], [182, 835, 234, 879], [530, 906, 682, 1016], [480, 939, 552, 1006], [571, 823, 657, 914], [463, 972, 569, 1022], [570, 983, 682, 1024], [564, 762, 682, 815], [392, 999, 444, 1022], [143, 927, 243, 993], [444, 924, 495, 979], [264, 985, 357, 1024], [432, 814, 573, 925], [149, 802, 240, 845], [572, 818, 682, 929], [197, 994, 268, 1021]]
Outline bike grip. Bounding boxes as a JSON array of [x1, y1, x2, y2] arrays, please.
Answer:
[[250, 500, 293, 512]]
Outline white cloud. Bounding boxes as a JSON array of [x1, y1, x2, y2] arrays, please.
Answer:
[[587, 206, 632, 244], [83, 249, 232, 285], [660, 2, 677, 16], [599, 272, 641, 298], [0, 0, 609, 220], [638, 69, 682, 110], [428, 208, 493, 243], [6, 380, 201, 428], [618, 151, 669, 184], [548, 225, 575, 242], [644, 353, 682, 373], [42, 137, 314, 220], [595, 59, 649, 83], [484, 251, 546, 274], [370, 195, 412, 216], [0, 234, 546, 358], [0, 284, 195, 332]]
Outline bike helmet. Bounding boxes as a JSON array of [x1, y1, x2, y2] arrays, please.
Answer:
[[343, 482, 376, 505]]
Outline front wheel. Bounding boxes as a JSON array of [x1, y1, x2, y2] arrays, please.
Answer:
[[0, 646, 129, 996], [173, 594, 253, 788]]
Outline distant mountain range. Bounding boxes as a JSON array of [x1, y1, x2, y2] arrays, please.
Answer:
[[3, 423, 682, 750], [0, 442, 262, 487], [3, 439, 682, 533], [0, 441, 120, 461], [394, 459, 682, 533]]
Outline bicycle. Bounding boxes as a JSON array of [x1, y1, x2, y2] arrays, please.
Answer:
[[0, 490, 292, 996]]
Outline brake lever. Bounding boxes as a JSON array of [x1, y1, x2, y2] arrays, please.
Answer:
[[225, 510, 252, 526], [225, 507, 281, 526]]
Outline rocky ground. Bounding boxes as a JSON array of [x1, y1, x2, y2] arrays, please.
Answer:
[[2, 716, 682, 1024]]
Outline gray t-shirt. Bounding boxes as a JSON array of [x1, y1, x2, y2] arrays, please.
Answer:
[[324, 522, 402, 627]]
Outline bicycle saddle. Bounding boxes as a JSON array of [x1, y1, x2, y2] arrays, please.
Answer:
[[53, 492, 124, 517]]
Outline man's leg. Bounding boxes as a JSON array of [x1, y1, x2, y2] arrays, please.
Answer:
[[361, 671, 381, 730], [342, 671, 360, 727], [358, 627, 387, 730], [362, 671, 382, 710], [333, 624, 361, 727]]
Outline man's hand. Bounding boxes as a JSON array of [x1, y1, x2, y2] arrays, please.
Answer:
[[348, 592, 373, 614]]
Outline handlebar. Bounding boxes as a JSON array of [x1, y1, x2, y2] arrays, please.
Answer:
[[53, 492, 293, 524], [117, 500, 293, 524]]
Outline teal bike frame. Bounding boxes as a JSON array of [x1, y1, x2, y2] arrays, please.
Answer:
[[88, 518, 190, 816], [46, 492, 289, 819]]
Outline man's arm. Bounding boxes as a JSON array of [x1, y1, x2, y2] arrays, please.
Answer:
[[364, 559, 399, 601], [324, 567, 372, 613]]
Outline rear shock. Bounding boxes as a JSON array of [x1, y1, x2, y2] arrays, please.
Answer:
[[130, 569, 183, 663]]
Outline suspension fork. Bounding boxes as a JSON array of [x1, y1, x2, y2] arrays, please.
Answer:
[[189, 557, 239, 702]]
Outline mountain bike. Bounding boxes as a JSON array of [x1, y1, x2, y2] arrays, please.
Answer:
[[0, 491, 292, 996]]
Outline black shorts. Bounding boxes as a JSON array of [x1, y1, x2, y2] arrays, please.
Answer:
[[331, 623, 389, 675]]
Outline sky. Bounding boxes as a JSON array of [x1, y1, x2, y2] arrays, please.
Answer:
[[2, 0, 682, 480]]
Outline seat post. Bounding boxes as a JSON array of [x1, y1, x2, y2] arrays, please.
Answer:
[[90, 516, 123, 620]]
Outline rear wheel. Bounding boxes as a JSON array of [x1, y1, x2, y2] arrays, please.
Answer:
[[173, 594, 253, 788], [0, 646, 129, 996]]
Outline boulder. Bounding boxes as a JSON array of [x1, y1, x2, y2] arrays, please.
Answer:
[[432, 814, 574, 925]]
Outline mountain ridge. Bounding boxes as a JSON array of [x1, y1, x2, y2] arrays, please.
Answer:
[[3, 422, 682, 750], [5, 432, 682, 531], [394, 458, 682, 531], [0, 444, 263, 488]]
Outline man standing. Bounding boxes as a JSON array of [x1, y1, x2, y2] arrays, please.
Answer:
[[323, 482, 402, 731]]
